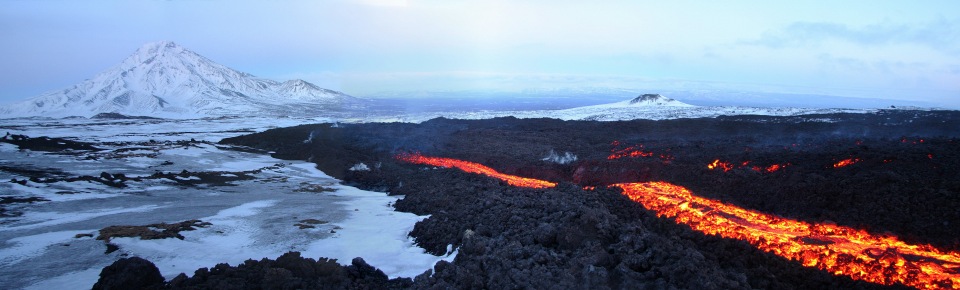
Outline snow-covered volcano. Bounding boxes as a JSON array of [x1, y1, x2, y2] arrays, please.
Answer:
[[0, 41, 359, 118], [614, 94, 694, 107]]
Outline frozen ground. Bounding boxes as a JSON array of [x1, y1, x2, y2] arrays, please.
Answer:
[[353, 104, 879, 123], [0, 117, 454, 289]]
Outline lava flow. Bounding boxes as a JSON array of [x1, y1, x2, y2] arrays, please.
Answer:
[[395, 152, 557, 189], [615, 182, 960, 289], [608, 143, 654, 160], [607, 141, 673, 163], [708, 159, 788, 173], [834, 158, 861, 168], [396, 154, 960, 289], [707, 159, 735, 172], [757, 164, 784, 173]]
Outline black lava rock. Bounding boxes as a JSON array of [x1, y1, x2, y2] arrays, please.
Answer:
[[92, 257, 164, 290]]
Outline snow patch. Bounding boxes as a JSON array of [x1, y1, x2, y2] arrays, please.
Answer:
[[23, 268, 102, 290], [303, 186, 456, 278], [0, 230, 82, 267], [0, 205, 163, 232]]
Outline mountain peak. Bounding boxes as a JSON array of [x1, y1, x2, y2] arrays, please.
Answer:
[[135, 41, 185, 56], [118, 40, 201, 71], [0, 42, 357, 118], [141, 40, 180, 49], [629, 94, 667, 104], [621, 94, 693, 107], [283, 79, 316, 87]]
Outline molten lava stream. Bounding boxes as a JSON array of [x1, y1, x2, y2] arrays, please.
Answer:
[[395, 153, 557, 189], [834, 158, 861, 168], [396, 153, 959, 288], [614, 182, 960, 289]]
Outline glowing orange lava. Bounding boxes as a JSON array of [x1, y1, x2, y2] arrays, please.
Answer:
[[760, 164, 786, 173], [710, 159, 788, 173], [614, 182, 960, 289], [395, 153, 557, 189], [834, 158, 861, 168], [608, 142, 654, 160], [707, 159, 734, 172], [396, 154, 960, 288]]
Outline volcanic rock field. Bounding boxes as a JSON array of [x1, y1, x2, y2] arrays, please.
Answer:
[[96, 110, 960, 289]]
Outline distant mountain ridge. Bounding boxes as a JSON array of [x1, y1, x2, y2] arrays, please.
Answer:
[[0, 41, 359, 118]]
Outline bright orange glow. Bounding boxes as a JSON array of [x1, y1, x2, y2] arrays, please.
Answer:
[[395, 153, 557, 189], [395, 154, 960, 288], [608, 143, 654, 160], [614, 182, 960, 289], [607, 150, 654, 159], [608, 141, 674, 163], [750, 163, 788, 173], [707, 159, 734, 172], [834, 158, 861, 168], [707, 159, 790, 173]]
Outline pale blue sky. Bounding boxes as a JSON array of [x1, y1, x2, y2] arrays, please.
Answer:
[[1, 0, 958, 106]]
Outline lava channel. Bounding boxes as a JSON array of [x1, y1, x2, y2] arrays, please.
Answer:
[[395, 152, 557, 189], [396, 154, 960, 289], [614, 182, 960, 289], [834, 158, 861, 168]]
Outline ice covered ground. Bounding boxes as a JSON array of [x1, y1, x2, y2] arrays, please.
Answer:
[[354, 105, 878, 123], [0, 117, 454, 289]]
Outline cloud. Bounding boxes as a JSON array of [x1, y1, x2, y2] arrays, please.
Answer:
[[743, 19, 960, 55]]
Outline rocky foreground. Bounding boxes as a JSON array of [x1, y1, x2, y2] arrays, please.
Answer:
[[95, 110, 960, 289]]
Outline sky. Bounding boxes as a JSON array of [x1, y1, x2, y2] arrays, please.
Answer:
[[1, 0, 958, 107]]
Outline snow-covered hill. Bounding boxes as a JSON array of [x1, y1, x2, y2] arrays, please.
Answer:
[[359, 94, 876, 123], [0, 41, 360, 118], [575, 93, 694, 109]]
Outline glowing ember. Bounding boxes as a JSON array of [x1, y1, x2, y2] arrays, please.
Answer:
[[709, 159, 789, 173], [608, 141, 674, 163], [764, 164, 784, 173], [749, 163, 789, 173], [614, 182, 960, 289], [833, 158, 861, 168], [707, 159, 734, 172], [608, 143, 654, 160], [395, 153, 557, 189]]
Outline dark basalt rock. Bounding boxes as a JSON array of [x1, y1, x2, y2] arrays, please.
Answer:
[[91, 112, 161, 120], [0, 134, 99, 151], [92, 257, 164, 290], [95, 252, 412, 289]]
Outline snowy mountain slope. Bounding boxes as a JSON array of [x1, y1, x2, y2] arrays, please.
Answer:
[[574, 93, 694, 109], [0, 41, 359, 118]]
